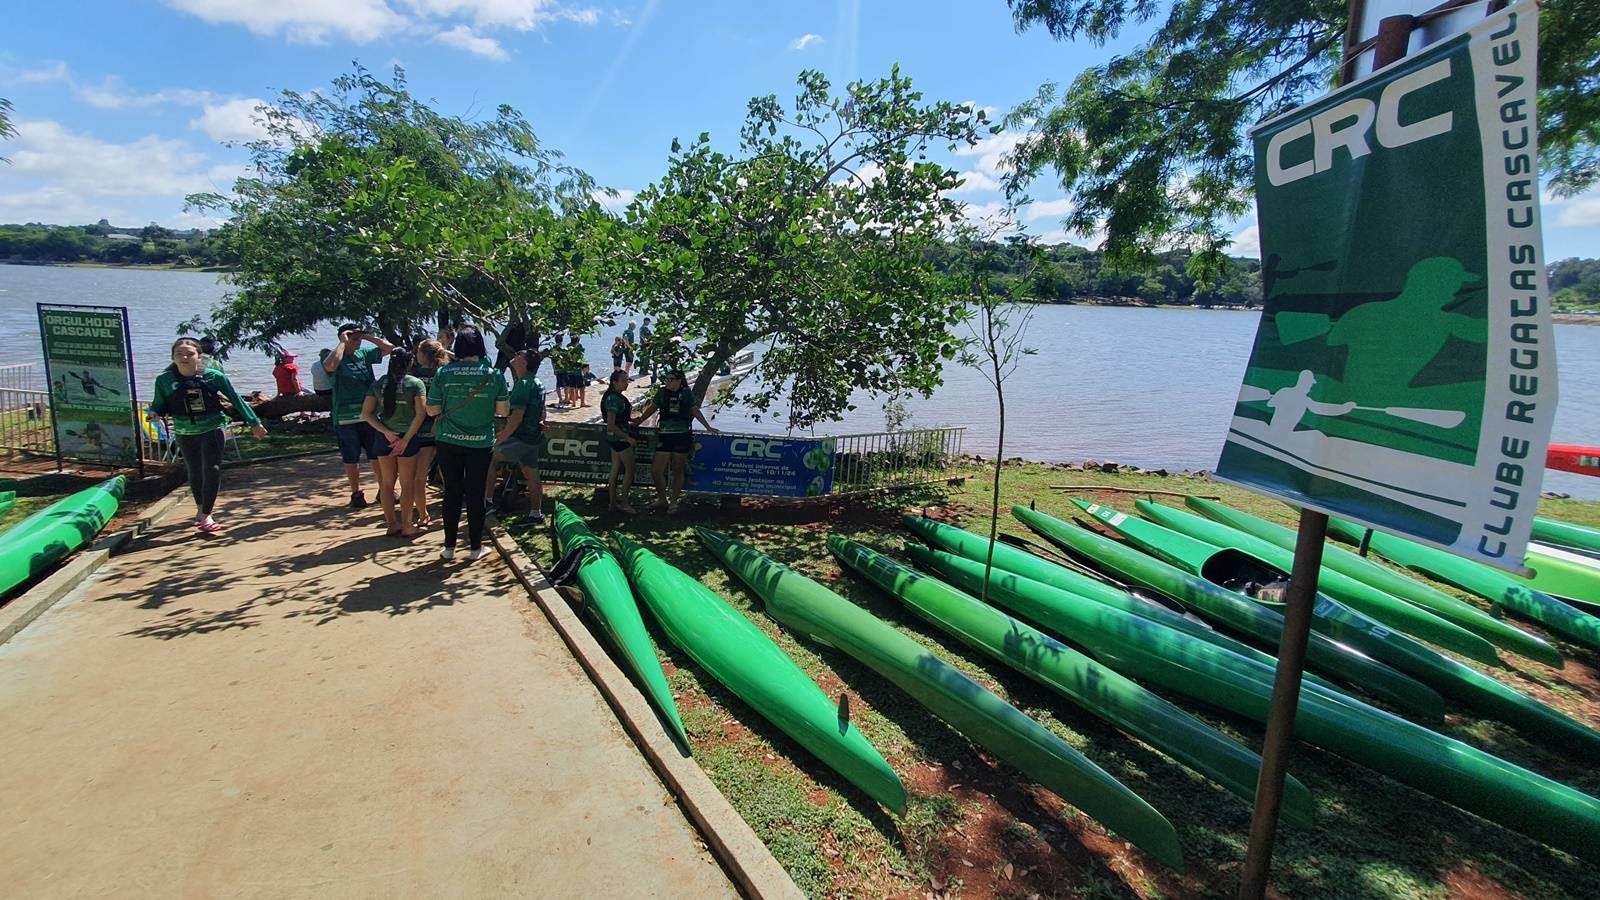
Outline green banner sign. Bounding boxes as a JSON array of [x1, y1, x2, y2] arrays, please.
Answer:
[[38, 303, 140, 467], [1217, 6, 1555, 571]]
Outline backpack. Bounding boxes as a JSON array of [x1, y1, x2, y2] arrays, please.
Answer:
[[164, 366, 223, 422]]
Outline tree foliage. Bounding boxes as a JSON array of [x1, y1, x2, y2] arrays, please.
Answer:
[[0, 97, 15, 164], [188, 65, 608, 354], [623, 68, 986, 428], [1001, 0, 1600, 270]]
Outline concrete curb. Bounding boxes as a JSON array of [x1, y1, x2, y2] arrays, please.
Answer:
[[0, 485, 189, 648], [490, 523, 805, 900]]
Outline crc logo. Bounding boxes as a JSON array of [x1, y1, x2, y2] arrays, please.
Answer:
[[730, 438, 784, 459], [547, 438, 598, 458]]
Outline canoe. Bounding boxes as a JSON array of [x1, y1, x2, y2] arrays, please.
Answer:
[[1547, 443, 1600, 478], [611, 533, 906, 813], [1186, 497, 1561, 666], [0, 476, 124, 597], [1012, 505, 1445, 720], [551, 504, 687, 746], [1122, 503, 1600, 753], [1135, 500, 1498, 664], [900, 515, 1348, 696], [1533, 516, 1600, 556], [1515, 543, 1600, 606], [1324, 515, 1600, 653], [830, 535, 1312, 825], [695, 526, 1185, 870], [910, 540, 1600, 864]]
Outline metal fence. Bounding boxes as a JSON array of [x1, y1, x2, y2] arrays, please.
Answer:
[[828, 426, 965, 495], [0, 363, 40, 393], [0, 387, 55, 456]]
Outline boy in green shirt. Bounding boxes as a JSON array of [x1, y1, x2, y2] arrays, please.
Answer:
[[322, 322, 395, 508], [489, 351, 547, 525]]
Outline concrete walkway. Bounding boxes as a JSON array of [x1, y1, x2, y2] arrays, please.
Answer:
[[0, 457, 733, 899]]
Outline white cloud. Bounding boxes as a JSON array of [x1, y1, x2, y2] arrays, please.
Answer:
[[949, 170, 1001, 195], [1023, 197, 1074, 222], [3, 118, 242, 199], [165, 0, 407, 43], [1552, 190, 1600, 228], [953, 129, 1027, 180], [2, 62, 216, 111], [789, 33, 824, 51], [1228, 223, 1261, 259], [436, 24, 509, 59], [407, 1, 600, 29], [190, 98, 273, 143], [7, 61, 71, 85], [590, 187, 636, 213]]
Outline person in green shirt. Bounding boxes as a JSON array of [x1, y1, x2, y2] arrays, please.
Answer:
[[489, 350, 547, 525], [150, 337, 267, 533], [321, 322, 395, 509], [600, 368, 638, 513], [424, 326, 510, 561], [408, 338, 450, 529], [361, 349, 429, 537], [635, 369, 715, 513]]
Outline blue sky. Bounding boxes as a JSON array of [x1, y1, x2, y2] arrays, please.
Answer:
[[2, 0, 1597, 259]]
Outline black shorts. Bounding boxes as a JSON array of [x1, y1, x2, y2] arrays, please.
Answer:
[[608, 439, 633, 453], [656, 431, 693, 454]]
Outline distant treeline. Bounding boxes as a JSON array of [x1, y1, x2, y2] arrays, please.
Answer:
[[0, 220, 233, 268], [4, 219, 1596, 313]]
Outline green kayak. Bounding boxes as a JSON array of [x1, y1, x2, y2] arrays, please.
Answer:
[[1135, 500, 1498, 665], [830, 536, 1313, 826], [910, 542, 1600, 864], [900, 515, 1346, 696], [1123, 502, 1600, 753], [1186, 497, 1561, 666], [552, 504, 687, 747], [695, 527, 1185, 870], [612, 533, 906, 813], [1013, 505, 1444, 720], [1325, 515, 1600, 653], [1516, 543, 1600, 607], [0, 476, 124, 597], [1533, 516, 1600, 557]]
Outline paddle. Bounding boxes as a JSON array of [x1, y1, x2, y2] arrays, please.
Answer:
[[1236, 384, 1466, 428]]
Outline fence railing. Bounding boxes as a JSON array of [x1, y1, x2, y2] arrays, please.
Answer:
[[0, 363, 40, 393], [0, 387, 55, 456], [828, 426, 965, 495]]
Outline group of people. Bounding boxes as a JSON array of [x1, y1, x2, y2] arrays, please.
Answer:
[[151, 315, 710, 561]]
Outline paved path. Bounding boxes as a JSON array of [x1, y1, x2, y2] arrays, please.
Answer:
[[0, 457, 733, 899]]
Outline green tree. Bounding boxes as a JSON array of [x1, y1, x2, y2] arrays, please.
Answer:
[[188, 65, 603, 353], [1001, 0, 1600, 271], [622, 68, 985, 427], [0, 98, 15, 164]]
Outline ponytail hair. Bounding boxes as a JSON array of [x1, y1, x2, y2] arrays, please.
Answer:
[[383, 349, 414, 418]]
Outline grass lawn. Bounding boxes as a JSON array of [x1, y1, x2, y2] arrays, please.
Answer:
[[512, 460, 1600, 900]]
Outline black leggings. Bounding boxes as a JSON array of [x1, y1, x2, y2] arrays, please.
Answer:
[[436, 442, 492, 549], [176, 428, 225, 516]]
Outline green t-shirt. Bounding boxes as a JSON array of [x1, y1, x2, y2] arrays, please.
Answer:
[[329, 345, 384, 425], [412, 367, 438, 436], [655, 386, 698, 434], [427, 360, 508, 449], [508, 375, 546, 443], [601, 390, 633, 439], [151, 366, 261, 436], [367, 374, 426, 435]]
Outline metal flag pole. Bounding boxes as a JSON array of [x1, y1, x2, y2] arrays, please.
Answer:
[[1236, 4, 1421, 896]]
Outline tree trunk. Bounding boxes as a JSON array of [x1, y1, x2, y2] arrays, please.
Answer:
[[982, 382, 1005, 605], [248, 392, 330, 420], [692, 342, 740, 404]]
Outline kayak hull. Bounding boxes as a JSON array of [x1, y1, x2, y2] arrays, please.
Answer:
[[832, 536, 1312, 826], [1533, 516, 1600, 556], [552, 504, 687, 746], [1186, 496, 1562, 666], [613, 533, 905, 813], [0, 476, 124, 597], [695, 527, 1185, 871]]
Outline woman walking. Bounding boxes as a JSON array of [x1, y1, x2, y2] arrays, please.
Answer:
[[635, 369, 715, 514], [600, 369, 637, 513], [610, 335, 627, 374], [424, 326, 509, 561], [410, 339, 449, 528], [150, 337, 267, 533], [361, 349, 428, 537]]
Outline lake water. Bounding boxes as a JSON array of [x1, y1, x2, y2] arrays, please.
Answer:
[[4, 263, 1598, 498]]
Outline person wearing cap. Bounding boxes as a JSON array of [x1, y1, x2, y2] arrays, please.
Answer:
[[272, 349, 305, 397], [634, 369, 715, 513]]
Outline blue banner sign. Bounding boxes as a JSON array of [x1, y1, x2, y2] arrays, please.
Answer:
[[537, 423, 834, 498]]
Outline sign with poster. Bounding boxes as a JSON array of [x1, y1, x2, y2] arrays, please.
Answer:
[[1216, 6, 1554, 571], [37, 304, 141, 467], [536, 423, 835, 497]]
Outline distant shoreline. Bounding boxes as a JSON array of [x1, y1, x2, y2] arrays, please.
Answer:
[[0, 260, 235, 273]]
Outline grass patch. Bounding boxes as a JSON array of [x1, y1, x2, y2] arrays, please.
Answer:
[[513, 460, 1600, 899]]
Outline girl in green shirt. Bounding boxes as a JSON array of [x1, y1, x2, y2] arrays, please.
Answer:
[[150, 337, 267, 533], [424, 326, 510, 561], [361, 349, 429, 537]]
